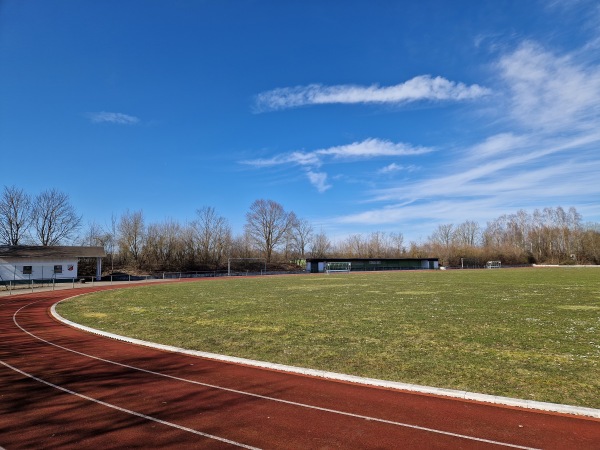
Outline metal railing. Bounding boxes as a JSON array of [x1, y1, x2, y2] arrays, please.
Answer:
[[1, 277, 96, 294]]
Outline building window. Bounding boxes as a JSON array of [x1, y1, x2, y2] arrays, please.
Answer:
[[54, 265, 63, 274], [23, 266, 32, 274]]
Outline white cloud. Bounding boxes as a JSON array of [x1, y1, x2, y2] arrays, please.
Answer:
[[88, 111, 140, 125], [315, 139, 430, 159], [378, 163, 417, 174], [306, 171, 331, 193], [254, 75, 491, 112], [368, 128, 600, 204], [497, 41, 600, 131], [467, 133, 530, 160], [247, 38, 600, 228], [242, 138, 432, 169], [378, 163, 403, 174], [241, 151, 320, 168], [328, 41, 600, 236], [241, 138, 432, 192]]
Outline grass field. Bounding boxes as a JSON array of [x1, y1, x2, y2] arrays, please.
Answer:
[[57, 268, 600, 408]]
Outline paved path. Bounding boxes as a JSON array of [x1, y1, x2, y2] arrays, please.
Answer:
[[1, 285, 599, 449]]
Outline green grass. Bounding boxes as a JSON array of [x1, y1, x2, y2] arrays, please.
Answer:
[[56, 268, 600, 408]]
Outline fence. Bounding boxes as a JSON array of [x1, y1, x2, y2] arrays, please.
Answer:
[[0, 269, 306, 295], [0, 276, 100, 294]]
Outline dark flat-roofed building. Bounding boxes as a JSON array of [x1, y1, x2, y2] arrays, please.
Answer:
[[306, 257, 439, 273]]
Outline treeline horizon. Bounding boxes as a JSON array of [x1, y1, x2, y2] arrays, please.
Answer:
[[1, 185, 599, 275]]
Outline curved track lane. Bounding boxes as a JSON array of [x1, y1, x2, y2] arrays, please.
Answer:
[[1, 285, 599, 449]]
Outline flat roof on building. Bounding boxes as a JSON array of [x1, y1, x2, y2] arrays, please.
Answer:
[[0, 245, 106, 259]]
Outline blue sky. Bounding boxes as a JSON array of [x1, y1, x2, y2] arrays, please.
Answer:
[[1, 0, 599, 243]]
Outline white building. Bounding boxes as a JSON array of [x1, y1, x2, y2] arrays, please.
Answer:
[[0, 246, 106, 282]]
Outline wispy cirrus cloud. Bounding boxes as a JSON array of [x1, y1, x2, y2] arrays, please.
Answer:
[[241, 138, 433, 193], [242, 138, 432, 168], [248, 38, 600, 233], [87, 111, 140, 125], [497, 41, 600, 132], [330, 41, 600, 233], [254, 75, 491, 112]]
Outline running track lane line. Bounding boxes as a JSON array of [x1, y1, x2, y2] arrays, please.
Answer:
[[0, 359, 260, 450], [7, 298, 541, 450], [2, 296, 259, 450]]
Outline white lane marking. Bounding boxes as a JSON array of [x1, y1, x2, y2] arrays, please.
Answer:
[[0, 359, 260, 450], [11, 299, 540, 450]]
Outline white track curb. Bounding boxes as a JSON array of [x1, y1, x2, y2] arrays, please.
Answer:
[[51, 300, 600, 420]]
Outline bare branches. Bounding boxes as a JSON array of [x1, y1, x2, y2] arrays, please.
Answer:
[[245, 199, 295, 263], [117, 210, 145, 267], [0, 185, 32, 245], [192, 206, 232, 269], [4, 182, 599, 269], [31, 189, 82, 246]]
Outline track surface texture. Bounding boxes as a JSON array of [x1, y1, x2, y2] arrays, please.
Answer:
[[1, 284, 599, 449]]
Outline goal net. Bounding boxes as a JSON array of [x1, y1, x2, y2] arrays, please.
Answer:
[[325, 261, 351, 274], [227, 258, 267, 276]]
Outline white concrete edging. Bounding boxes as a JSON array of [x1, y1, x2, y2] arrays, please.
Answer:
[[51, 301, 600, 419]]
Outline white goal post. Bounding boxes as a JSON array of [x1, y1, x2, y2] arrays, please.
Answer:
[[227, 258, 267, 276], [325, 261, 351, 274]]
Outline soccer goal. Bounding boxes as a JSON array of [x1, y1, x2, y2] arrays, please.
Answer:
[[325, 261, 352, 274], [227, 258, 267, 276]]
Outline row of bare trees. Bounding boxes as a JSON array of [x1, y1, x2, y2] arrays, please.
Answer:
[[3, 185, 600, 273], [81, 203, 600, 273], [423, 207, 600, 266], [0, 186, 82, 246], [79, 200, 311, 273]]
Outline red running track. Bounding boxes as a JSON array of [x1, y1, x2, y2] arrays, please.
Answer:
[[1, 285, 599, 449]]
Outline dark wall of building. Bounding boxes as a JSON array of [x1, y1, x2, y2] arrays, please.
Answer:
[[306, 258, 439, 273]]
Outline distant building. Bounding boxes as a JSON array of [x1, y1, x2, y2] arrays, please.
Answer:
[[306, 257, 439, 273], [0, 246, 106, 282]]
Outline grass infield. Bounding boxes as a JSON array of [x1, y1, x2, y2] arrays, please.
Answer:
[[57, 268, 600, 409]]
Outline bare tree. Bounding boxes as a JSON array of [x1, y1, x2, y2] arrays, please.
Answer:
[[429, 223, 454, 248], [389, 232, 404, 256], [31, 188, 82, 246], [118, 210, 145, 267], [104, 214, 118, 272], [453, 220, 481, 247], [78, 221, 105, 246], [230, 231, 256, 259], [367, 231, 387, 257], [290, 216, 313, 259], [310, 231, 331, 258], [340, 234, 367, 257], [0, 185, 32, 245], [192, 206, 231, 269], [244, 199, 295, 263], [144, 220, 184, 271], [580, 223, 600, 264], [428, 223, 455, 265]]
